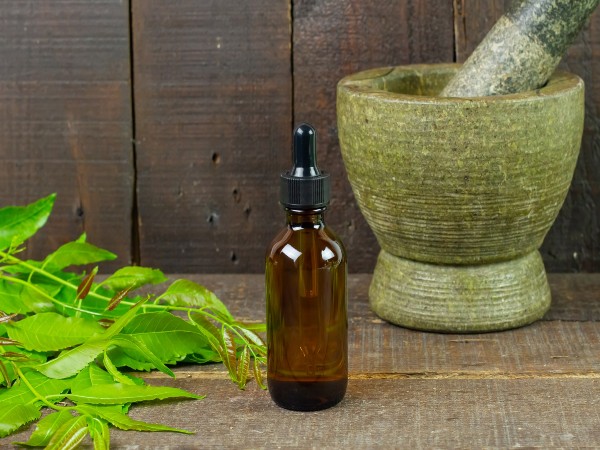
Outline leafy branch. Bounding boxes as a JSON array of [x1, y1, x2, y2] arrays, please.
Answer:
[[0, 194, 266, 447]]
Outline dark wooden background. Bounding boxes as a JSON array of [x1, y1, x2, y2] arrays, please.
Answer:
[[0, 0, 598, 273]]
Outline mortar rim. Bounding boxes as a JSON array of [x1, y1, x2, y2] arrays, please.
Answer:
[[337, 63, 583, 105]]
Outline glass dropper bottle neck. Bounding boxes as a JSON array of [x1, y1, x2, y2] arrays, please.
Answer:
[[285, 208, 326, 227]]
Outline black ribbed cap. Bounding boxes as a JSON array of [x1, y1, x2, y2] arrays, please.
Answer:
[[280, 123, 330, 209]]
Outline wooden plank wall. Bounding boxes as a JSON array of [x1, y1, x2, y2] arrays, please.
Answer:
[[131, 0, 292, 273], [0, 1, 133, 271], [0, 1, 598, 273]]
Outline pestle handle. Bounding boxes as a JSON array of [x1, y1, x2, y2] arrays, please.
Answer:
[[441, 0, 599, 97]]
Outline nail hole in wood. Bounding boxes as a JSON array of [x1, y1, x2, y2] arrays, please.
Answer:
[[232, 188, 241, 203], [212, 152, 221, 164], [207, 212, 218, 225]]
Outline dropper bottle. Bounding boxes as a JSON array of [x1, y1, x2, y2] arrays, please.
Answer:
[[266, 123, 348, 411]]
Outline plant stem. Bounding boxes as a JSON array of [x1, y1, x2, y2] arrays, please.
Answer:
[[0, 253, 111, 303], [0, 275, 105, 317], [14, 365, 69, 411]]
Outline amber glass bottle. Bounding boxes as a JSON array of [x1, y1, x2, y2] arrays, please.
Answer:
[[266, 123, 348, 411]]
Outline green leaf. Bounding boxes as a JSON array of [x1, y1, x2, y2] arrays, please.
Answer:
[[110, 335, 175, 378], [102, 267, 167, 291], [6, 312, 104, 351], [253, 358, 266, 390], [36, 296, 149, 378], [239, 327, 266, 353], [237, 346, 250, 389], [0, 345, 47, 383], [0, 194, 55, 251], [43, 241, 116, 271], [87, 416, 110, 450], [0, 370, 69, 405], [0, 403, 40, 438], [53, 286, 137, 321], [1, 348, 45, 365], [45, 414, 88, 450], [67, 383, 203, 404], [71, 364, 117, 393], [19, 284, 58, 314], [0, 279, 29, 314], [188, 312, 222, 345], [102, 352, 136, 385], [14, 409, 73, 447], [161, 279, 233, 321], [118, 312, 212, 364], [105, 347, 155, 372], [77, 404, 194, 434], [34, 339, 109, 379], [0, 370, 69, 437], [188, 312, 229, 365], [221, 327, 238, 382]]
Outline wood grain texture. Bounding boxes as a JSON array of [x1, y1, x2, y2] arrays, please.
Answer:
[[0, 1, 134, 270], [454, 1, 600, 272], [127, 378, 600, 448], [292, 0, 455, 272], [168, 273, 600, 322], [453, 0, 511, 63], [132, 0, 292, 273], [2, 273, 600, 448], [5, 378, 600, 448], [140, 274, 600, 376]]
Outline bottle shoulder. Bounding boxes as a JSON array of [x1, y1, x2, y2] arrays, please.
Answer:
[[266, 224, 346, 268]]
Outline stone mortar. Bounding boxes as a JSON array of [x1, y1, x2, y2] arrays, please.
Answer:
[[337, 63, 584, 332]]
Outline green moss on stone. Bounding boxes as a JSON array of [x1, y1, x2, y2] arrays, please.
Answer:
[[370, 249, 550, 333], [336, 63, 584, 332]]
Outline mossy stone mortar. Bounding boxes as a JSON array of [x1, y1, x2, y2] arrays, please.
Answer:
[[337, 63, 584, 332]]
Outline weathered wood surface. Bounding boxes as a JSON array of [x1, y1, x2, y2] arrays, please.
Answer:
[[132, 0, 292, 273], [454, 1, 600, 272], [293, 0, 454, 273], [0, 0, 133, 270], [1, 1, 599, 274], [4, 273, 600, 448]]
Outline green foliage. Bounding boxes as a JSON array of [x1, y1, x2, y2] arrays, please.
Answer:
[[0, 194, 55, 252], [102, 266, 167, 291], [0, 195, 266, 446], [43, 241, 117, 271], [14, 410, 73, 447], [0, 403, 41, 438], [5, 313, 104, 351], [67, 384, 203, 404], [45, 415, 88, 450]]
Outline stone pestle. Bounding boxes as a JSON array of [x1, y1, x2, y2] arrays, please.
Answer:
[[441, 0, 599, 97]]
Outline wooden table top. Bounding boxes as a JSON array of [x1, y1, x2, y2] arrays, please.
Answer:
[[3, 273, 600, 448]]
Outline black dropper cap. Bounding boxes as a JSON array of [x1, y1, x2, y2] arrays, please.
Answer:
[[280, 123, 330, 210]]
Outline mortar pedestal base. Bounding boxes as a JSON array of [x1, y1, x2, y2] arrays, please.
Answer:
[[369, 249, 551, 333]]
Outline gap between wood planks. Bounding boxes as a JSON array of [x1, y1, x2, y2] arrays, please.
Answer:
[[140, 370, 600, 381]]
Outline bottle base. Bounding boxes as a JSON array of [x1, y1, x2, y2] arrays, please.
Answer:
[[267, 377, 347, 411]]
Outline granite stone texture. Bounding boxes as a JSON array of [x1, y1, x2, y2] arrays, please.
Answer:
[[370, 249, 550, 333], [337, 64, 584, 331], [441, 0, 599, 97]]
